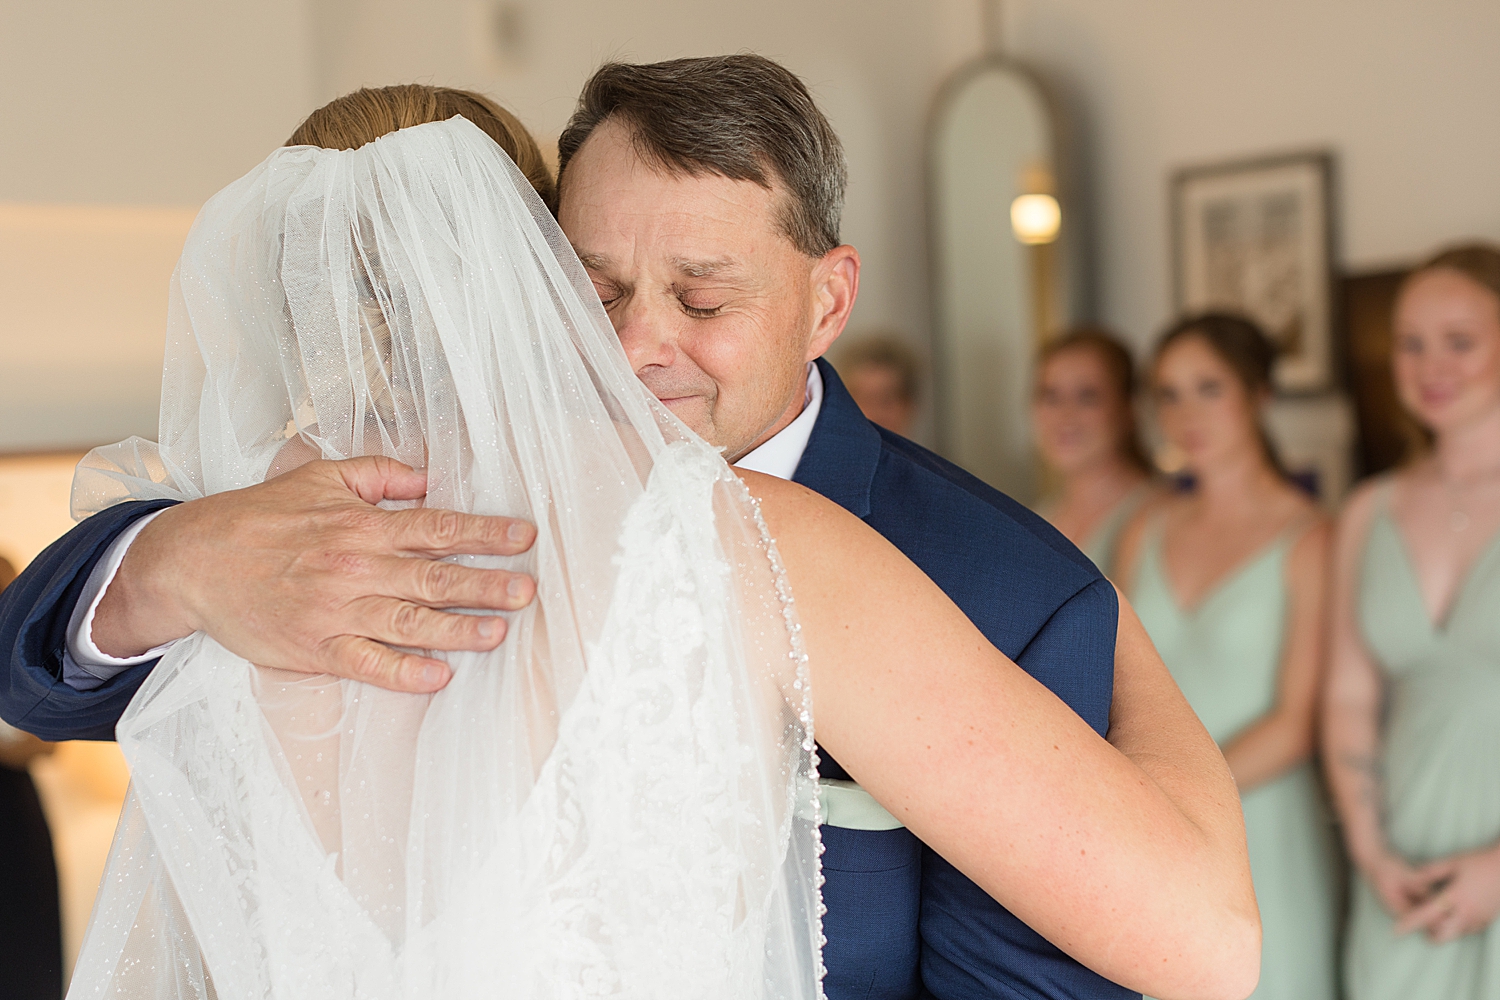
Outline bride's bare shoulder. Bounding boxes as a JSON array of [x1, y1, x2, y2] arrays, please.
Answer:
[[735, 469, 872, 552], [733, 468, 938, 607]]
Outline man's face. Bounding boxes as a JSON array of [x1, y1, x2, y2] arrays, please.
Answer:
[[557, 119, 858, 461]]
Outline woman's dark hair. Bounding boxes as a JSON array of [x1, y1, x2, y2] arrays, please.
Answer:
[[1154, 312, 1288, 478], [557, 54, 846, 257], [1038, 326, 1152, 473]]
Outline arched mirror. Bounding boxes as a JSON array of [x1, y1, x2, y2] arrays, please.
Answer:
[[928, 58, 1077, 502]]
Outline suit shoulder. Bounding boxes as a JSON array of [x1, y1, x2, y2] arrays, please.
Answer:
[[871, 430, 1102, 586]]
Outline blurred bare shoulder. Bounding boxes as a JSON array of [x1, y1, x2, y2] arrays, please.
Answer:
[[1111, 486, 1178, 586]]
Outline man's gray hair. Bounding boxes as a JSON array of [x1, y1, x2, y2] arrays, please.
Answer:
[[557, 54, 847, 257]]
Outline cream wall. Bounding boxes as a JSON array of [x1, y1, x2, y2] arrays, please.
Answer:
[[1, 0, 316, 206], [1002, 0, 1500, 350], [0, 0, 318, 450]]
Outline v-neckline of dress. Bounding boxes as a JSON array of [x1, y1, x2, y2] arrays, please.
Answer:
[[1380, 509, 1500, 636], [1157, 527, 1291, 619]]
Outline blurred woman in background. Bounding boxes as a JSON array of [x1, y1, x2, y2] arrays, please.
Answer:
[[1031, 327, 1156, 572], [836, 333, 922, 437], [1324, 244, 1500, 1000], [1115, 313, 1342, 1000]]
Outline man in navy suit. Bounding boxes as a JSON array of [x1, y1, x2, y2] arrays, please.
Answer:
[[2, 57, 1227, 1000]]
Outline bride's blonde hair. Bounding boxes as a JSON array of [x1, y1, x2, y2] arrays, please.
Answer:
[[287, 83, 556, 210], [284, 85, 558, 432]]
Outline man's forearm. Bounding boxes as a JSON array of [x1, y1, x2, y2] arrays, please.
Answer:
[[90, 504, 199, 658], [64, 509, 182, 690], [0, 498, 180, 741]]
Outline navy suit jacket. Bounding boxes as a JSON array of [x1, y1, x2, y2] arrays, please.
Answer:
[[0, 499, 178, 742], [0, 360, 1136, 999], [794, 362, 1136, 1000]]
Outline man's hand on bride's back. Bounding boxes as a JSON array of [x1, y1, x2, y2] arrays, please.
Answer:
[[91, 457, 537, 692]]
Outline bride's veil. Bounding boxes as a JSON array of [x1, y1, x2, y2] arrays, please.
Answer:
[[66, 117, 824, 1000]]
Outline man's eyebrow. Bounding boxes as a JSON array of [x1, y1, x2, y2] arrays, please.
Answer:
[[575, 252, 612, 271], [671, 257, 741, 279]]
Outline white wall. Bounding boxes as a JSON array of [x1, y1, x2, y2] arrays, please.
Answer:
[[1, 0, 316, 206], [0, 0, 317, 450], [1002, 0, 1500, 351]]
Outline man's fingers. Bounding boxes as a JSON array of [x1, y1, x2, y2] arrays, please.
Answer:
[[350, 596, 512, 651], [374, 557, 536, 611], [318, 635, 452, 693], [385, 506, 537, 557], [328, 455, 430, 504]]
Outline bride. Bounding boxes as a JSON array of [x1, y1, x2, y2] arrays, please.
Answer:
[[67, 93, 1258, 1000]]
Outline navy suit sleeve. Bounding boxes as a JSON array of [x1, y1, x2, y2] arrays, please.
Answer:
[[0, 500, 180, 742], [1012, 576, 1118, 737]]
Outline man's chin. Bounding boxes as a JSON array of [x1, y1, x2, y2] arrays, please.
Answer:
[[657, 396, 715, 440]]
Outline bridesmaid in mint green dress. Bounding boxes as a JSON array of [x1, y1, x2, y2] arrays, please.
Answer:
[[1031, 327, 1158, 573], [1324, 244, 1500, 1000], [1117, 314, 1343, 1000]]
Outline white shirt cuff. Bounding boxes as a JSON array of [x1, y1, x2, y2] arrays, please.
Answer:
[[63, 509, 177, 690]]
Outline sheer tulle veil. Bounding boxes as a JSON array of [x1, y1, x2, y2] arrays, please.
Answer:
[[67, 117, 825, 999]]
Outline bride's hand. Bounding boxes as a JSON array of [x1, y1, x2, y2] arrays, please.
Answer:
[[91, 457, 537, 691]]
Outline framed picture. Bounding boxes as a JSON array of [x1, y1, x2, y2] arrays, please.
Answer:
[[1172, 152, 1336, 393]]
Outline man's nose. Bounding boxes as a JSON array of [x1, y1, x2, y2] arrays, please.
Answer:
[[613, 296, 679, 372]]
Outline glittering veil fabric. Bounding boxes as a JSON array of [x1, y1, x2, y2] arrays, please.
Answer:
[[66, 117, 824, 1000]]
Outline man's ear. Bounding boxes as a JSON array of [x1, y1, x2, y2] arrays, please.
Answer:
[[806, 244, 861, 361]]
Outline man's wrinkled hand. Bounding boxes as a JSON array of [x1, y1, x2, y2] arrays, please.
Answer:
[[92, 456, 537, 692]]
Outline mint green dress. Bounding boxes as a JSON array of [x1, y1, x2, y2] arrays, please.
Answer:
[[1080, 484, 1151, 574], [1036, 483, 1151, 574], [1132, 520, 1342, 1000], [1347, 489, 1500, 999]]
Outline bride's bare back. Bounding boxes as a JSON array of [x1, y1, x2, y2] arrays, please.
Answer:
[[742, 470, 1259, 1000]]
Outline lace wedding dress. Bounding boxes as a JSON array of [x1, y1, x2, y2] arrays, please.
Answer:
[[66, 117, 825, 1000]]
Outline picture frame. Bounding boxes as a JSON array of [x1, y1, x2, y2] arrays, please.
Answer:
[[1172, 151, 1336, 394]]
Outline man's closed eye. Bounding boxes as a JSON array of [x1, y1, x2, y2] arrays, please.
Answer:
[[678, 294, 725, 319], [592, 282, 624, 310]]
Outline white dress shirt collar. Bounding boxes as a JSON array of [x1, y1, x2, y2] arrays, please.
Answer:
[[732, 362, 823, 481]]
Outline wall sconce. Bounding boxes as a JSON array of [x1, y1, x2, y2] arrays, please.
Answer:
[[1010, 193, 1061, 245]]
